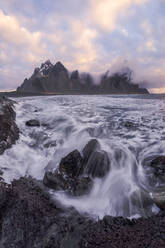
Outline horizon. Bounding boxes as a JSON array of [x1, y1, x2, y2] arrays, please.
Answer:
[[0, 0, 165, 93]]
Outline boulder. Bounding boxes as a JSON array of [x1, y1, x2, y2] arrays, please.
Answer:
[[142, 155, 165, 187], [84, 150, 110, 178], [150, 156, 165, 175], [25, 119, 40, 127], [152, 191, 165, 210], [82, 139, 101, 165], [71, 176, 93, 196], [82, 139, 110, 178], [43, 171, 67, 191], [59, 150, 83, 177], [130, 188, 153, 215], [43, 171, 93, 196]]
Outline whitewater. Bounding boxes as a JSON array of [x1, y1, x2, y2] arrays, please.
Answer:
[[0, 94, 165, 219]]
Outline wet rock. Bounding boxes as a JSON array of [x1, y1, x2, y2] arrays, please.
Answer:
[[71, 176, 93, 196], [150, 156, 165, 175], [123, 120, 138, 129], [43, 171, 67, 191], [130, 188, 153, 216], [82, 139, 101, 165], [142, 156, 165, 187], [85, 150, 110, 178], [82, 139, 110, 178], [0, 98, 19, 155], [43, 148, 95, 196], [152, 191, 165, 210], [25, 119, 40, 127], [1, 176, 165, 247], [59, 150, 83, 177], [43, 170, 93, 197]]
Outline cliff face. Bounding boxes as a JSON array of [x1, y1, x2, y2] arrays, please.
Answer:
[[17, 60, 149, 94]]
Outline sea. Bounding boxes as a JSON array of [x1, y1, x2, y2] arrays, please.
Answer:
[[0, 94, 165, 219]]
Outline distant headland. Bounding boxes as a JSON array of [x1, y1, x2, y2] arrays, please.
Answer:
[[2, 60, 149, 97]]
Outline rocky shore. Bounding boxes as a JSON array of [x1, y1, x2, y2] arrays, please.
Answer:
[[0, 97, 165, 247], [0, 176, 165, 248], [0, 96, 19, 155]]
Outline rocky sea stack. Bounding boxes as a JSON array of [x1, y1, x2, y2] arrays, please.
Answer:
[[17, 60, 149, 95]]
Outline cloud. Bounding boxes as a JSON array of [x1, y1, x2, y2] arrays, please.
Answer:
[[90, 0, 148, 31], [0, 10, 43, 54], [0, 0, 165, 92]]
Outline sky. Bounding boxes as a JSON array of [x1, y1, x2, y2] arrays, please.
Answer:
[[0, 0, 165, 93]]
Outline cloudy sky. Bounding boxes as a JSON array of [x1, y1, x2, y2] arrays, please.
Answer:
[[0, 0, 165, 92]]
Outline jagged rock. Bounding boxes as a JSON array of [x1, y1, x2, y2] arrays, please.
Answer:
[[82, 139, 101, 165], [1, 177, 165, 247], [43, 139, 110, 196], [0, 98, 19, 155], [26, 119, 40, 127], [59, 150, 83, 177], [17, 61, 149, 95], [85, 150, 110, 178], [82, 139, 110, 178], [43, 148, 95, 196]]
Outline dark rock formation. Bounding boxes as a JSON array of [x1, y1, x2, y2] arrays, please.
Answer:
[[130, 188, 153, 216], [43, 139, 110, 196], [17, 61, 149, 94], [26, 119, 40, 127], [84, 150, 110, 178], [59, 150, 83, 178], [0, 176, 165, 248], [82, 139, 110, 178], [152, 191, 165, 210], [0, 97, 19, 154], [43, 170, 92, 196], [82, 139, 101, 164], [150, 156, 165, 176], [143, 155, 165, 187], [43, 148, 93, 196], [142, 155, 165, 210]]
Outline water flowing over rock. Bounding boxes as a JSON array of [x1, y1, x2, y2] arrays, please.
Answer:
[[82, 139, 101, 165], [43, 139, 110, 196], [82, 139, 110, 178], [43, 147, 94, 196]]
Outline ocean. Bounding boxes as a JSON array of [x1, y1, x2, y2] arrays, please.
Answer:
[[0, 94, 165, 218]]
